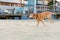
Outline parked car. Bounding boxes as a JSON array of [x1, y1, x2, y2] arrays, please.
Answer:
[[3, 9, 14, 14], [0, 10, 4, 14]]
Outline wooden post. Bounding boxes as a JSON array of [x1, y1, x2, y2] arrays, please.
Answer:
[[6, 16, 9, 19], [19, 15, 22, 20], [11, 16, 14, 19]]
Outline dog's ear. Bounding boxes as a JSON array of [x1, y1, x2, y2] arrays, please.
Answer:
[[33, 14, 35, 16], [33, 14, 38, 18], [33, 14, 37, 16]]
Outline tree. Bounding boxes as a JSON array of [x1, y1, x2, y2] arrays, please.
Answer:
[[47, 0, 57, 10]]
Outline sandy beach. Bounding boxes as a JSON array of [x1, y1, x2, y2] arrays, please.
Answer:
[[0, 20, 60, 40]]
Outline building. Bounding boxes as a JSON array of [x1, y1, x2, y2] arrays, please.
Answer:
[[22, 0, 48, 5], [0, 0, 26, 14], [0, 0, 22, 6], [0, 0, 25, 9], [36, 0, 48, 12], [37, 0, 48, 5], [0, 0, 49, 14], [22, 0, 48, 13]]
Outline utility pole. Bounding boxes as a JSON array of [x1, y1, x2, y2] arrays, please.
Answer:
[[53, 0, 55, 13], [53, 0, 56, 19], [34, 0, 37, 13]]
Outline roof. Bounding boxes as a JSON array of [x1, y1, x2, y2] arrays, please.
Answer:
[[0, 0, 20, 3]]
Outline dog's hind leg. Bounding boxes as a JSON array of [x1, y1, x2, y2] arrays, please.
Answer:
[[48, 17, 54, 24], [36, 20, 40, 27], [36, 19, 40, 27], [40, 20, 46, 27]]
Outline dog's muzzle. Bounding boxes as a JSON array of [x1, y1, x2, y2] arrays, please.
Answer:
[[29, 15, 33, 19]]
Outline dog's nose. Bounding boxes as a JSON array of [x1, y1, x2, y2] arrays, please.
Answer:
[[28, 15, 33, 19]]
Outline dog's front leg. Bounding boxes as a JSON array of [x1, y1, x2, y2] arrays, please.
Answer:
[[36, 19, 40, 27], [37, 21, 40, 27]]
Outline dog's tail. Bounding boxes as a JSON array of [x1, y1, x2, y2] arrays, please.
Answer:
[[50, 12, 56, 15]]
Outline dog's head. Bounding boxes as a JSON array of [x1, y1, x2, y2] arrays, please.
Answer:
[[29, 14, 37, 19]]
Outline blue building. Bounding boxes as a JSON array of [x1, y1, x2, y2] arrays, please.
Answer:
[[15, 0, 48, 14]]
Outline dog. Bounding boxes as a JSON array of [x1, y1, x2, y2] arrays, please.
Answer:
[[29, 11, 55, 26]]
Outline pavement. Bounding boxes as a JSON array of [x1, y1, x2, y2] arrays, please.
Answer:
[[0, 20, 60, 40]]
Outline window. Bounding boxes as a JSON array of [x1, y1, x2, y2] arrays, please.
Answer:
[[24, 0, 27, 1]]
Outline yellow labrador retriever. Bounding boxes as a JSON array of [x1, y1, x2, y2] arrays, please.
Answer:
[[29, 11, 54, 26]]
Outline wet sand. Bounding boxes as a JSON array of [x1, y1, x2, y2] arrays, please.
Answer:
[[0, 20, 60, 40]]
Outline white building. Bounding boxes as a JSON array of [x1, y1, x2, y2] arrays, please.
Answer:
[[56, 2, 60, 7], [0, 0, 22, 9], [0, 0, 24, 14]]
